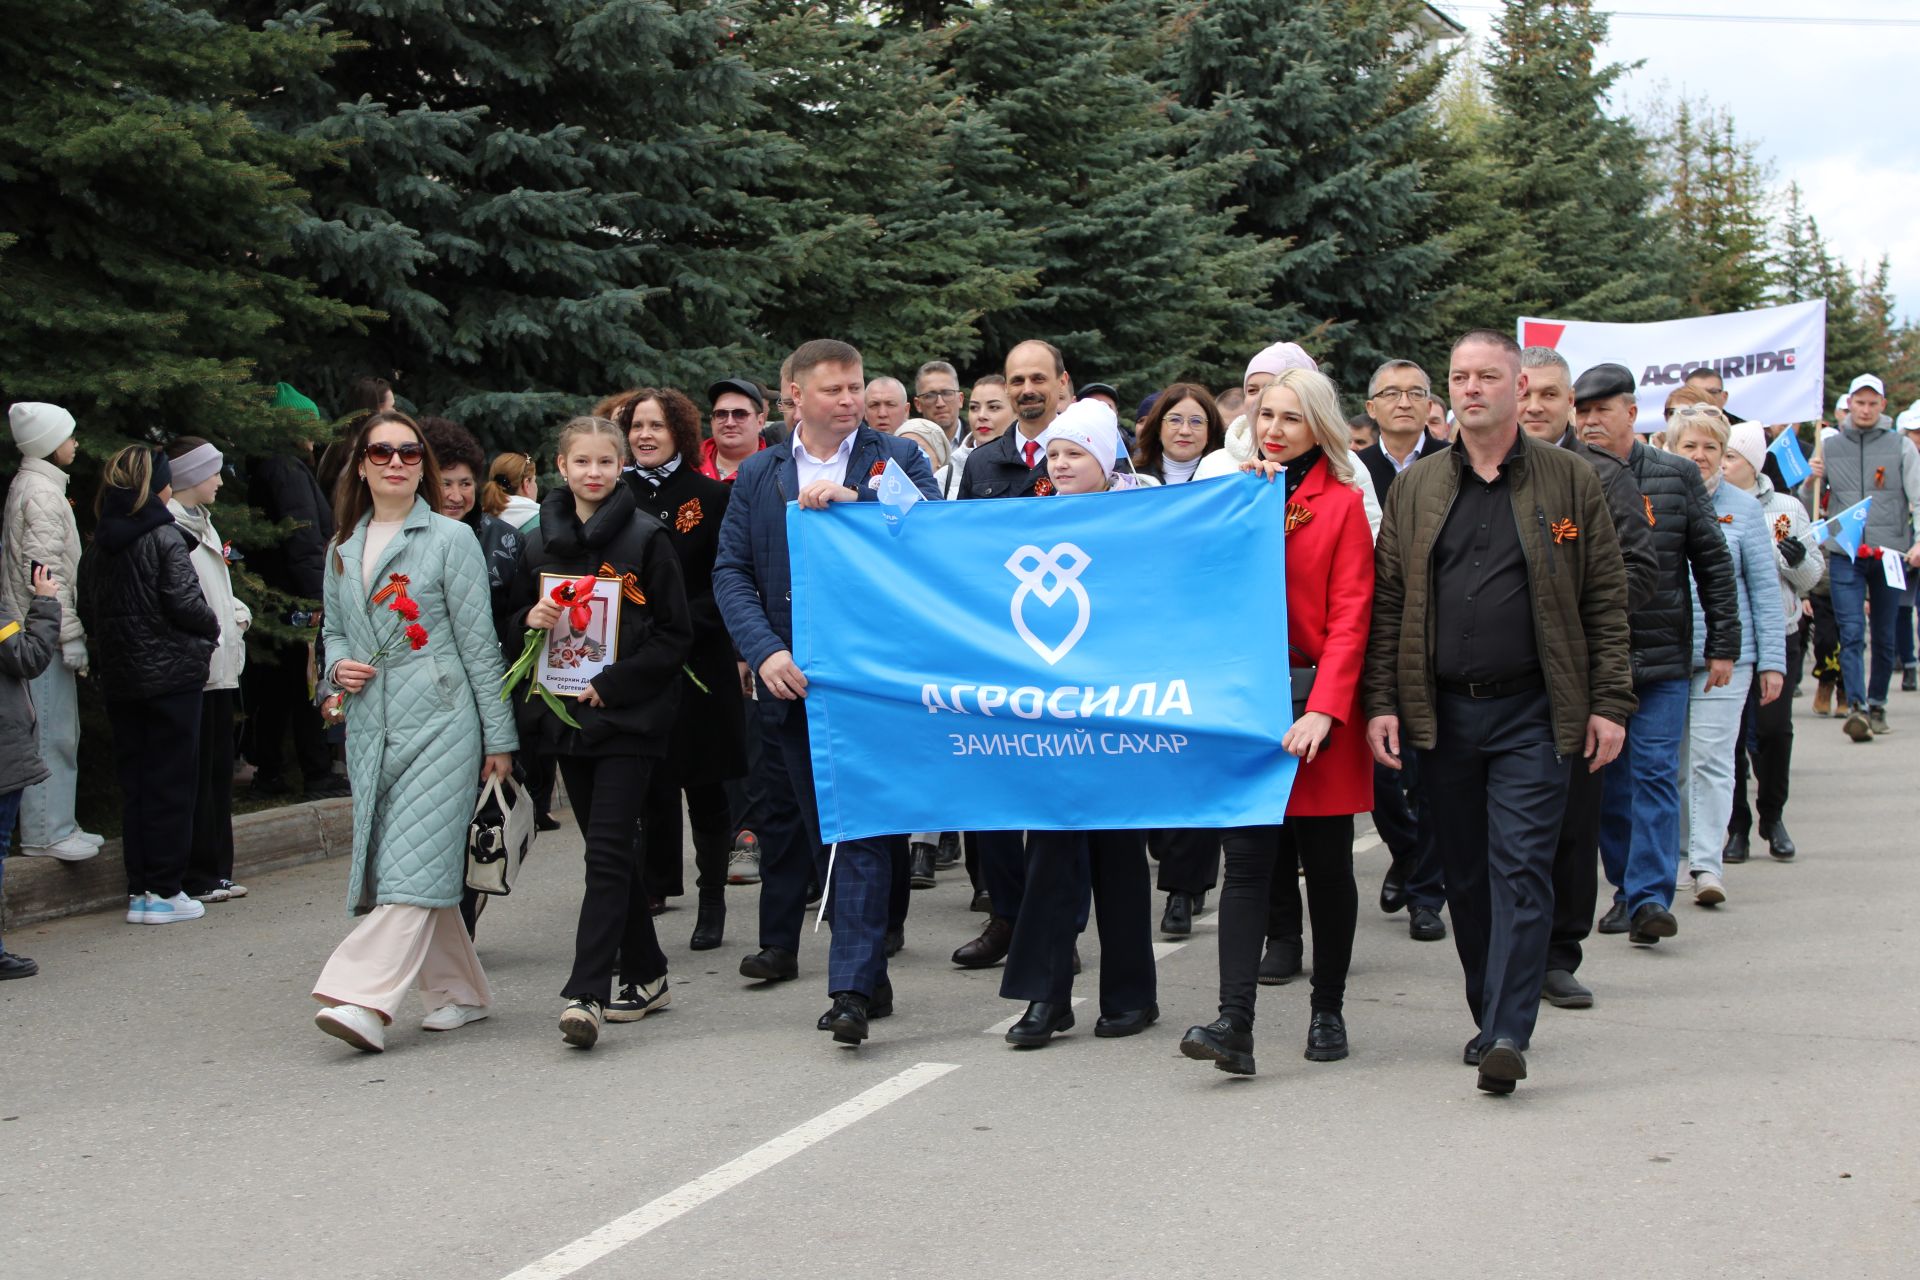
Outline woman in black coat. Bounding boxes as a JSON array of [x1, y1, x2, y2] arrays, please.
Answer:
[[77, 447, 220, 925], [505, 415, 693, 1048], [615, 388, 747, 950]]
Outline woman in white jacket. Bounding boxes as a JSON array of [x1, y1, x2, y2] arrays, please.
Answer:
[[165, 438, 254, 902], [1723, 423, 1822, 863]]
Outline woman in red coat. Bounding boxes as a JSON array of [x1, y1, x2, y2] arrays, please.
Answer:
[[1182, 367, 1374, 1077]]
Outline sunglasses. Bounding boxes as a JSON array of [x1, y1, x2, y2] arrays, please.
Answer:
[[711, 408, 756, 422], [363, 441, 426, 466]]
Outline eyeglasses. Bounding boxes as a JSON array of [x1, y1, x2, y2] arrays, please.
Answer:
[[712, 408, 756, 422], [915, 389, 961, 402], [1370, 388, 1431, 404], [363, 442, 426, 466], [778, 398, 797, 411], [1162, 415, 1210, 430], [1668, 405, 1728, 422]]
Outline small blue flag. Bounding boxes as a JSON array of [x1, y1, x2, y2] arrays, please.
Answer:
[[1768, 429, 1812, 489], [876, 456, 922, 534], [1808, 496, 1873, 561]]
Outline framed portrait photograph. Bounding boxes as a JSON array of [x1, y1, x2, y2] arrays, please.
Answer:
[[536, 572, 622, 698]]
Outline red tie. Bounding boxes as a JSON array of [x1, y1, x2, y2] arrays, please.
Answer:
[[1023, 440, 1038, 468]]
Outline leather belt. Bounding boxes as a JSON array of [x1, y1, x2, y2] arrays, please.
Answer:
[[1435, 672, 1546, 699]]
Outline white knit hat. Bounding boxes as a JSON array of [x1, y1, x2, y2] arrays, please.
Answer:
[[1037, 399, 1120, 477], [9, 402, 75, 460], [1726, 422, 1767, 476], [894, 418, 951, 470], [1244, 341, 1317, 386]]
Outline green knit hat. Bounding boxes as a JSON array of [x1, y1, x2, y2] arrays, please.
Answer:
[[271, 381, 322, 420]]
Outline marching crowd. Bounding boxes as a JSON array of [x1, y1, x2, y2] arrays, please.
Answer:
[[3, 327, 1915, 1098]]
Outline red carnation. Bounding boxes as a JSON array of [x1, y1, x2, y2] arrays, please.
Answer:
[[405, 623, 429, 650]]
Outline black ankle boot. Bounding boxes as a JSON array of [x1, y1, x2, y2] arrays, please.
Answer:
[[690, 897, 725, 951], [1179, 1015, 1255, 1075]]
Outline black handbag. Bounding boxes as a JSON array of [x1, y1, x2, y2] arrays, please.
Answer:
[[1289, 665, 1317, 718]]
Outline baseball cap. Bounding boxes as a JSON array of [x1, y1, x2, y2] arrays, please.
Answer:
[[1848, 373, 1885, 397], [707, 377, 765, 411]]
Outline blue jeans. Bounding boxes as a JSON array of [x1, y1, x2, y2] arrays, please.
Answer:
[[1600, 677, 1688, 915], [0, 787, 24, 952], [1828, 554, 1903, 709]]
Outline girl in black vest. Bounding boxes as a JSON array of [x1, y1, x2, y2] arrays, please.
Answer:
[[505, 415, 693, 1049]]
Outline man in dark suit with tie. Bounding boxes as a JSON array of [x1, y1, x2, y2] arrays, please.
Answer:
[[714, 338, 942, 1046], [949, 339, 1075, 970]]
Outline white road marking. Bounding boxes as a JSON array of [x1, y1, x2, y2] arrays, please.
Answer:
[[497, 1062, 960, 1280], [1354, 834, 1384, 856], [982, 996, 1088, 1035]]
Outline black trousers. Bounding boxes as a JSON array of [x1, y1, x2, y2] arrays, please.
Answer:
[[1732, 629, 1802, 837], [1375, 751, 1444, 910], [1000, 830, 1154, 1016], [1218, 817, 1357, 1023], [107, 691, 202, 899], [558, 753, 667, 1001], [887, 836, 910, 932], [1147, 828, 1220, 895], [1422, 689, 1570, 1051], [241, 640, 329, 785], [975, 829, 1028, 923], [1546, 758, 1605, 976], [525, 749, 557, 820], [183, 689, 236, 895], [641, 773, 732, 900], [725, 696, 770, 838]]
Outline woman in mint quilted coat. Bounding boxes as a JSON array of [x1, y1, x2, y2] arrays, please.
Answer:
[[309, 411, 518, 1054]]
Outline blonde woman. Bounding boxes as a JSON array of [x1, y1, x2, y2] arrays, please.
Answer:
[[483, 451, 542, 532]]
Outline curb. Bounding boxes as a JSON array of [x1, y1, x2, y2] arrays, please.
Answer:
[[2, 797, 356, 931]]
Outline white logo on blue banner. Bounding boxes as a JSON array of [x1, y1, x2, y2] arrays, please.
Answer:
[[1005, 543, 1092, 665], [786, 475, 1299, 839]]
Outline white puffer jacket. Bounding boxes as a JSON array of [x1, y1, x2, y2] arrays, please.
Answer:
[[1, 457, 87, 663]]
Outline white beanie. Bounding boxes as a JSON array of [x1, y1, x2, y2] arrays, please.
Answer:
[[1037, 399, 1120, 477], [1244, 341, 1317, 386], [9, 402, 75, 460], [894, 418, 951, 470], [1726, 422, 1767, 477]]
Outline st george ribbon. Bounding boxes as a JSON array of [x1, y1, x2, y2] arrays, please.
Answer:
[[787, 474, 1298, 841]]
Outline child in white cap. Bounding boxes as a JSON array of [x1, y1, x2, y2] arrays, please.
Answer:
[[1035, 399, 1130, 493], [1, 403, 102, 859]]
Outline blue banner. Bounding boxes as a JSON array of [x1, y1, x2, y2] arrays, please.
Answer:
[[788, 475, 1298, 840]]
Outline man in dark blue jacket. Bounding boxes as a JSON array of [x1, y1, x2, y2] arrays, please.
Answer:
[[714, 339, 941, 1046]]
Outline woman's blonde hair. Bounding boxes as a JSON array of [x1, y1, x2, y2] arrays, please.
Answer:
[[1251, 369, 1354, 485], [483, 451, 537, 517], [556, 415, 625, 458], [95, 445, 158, 517], [1668, 403, 1731, 448]]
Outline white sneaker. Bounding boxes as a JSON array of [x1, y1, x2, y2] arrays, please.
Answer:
[[559, 998, 602, 1049], [125, 892, 207, 924], [1693, 871, 1727, 906], [421, 1003, 489, 1032], [604, 977, 670, 1023], [219, 879, 248, 899], [23, 834, 100, 861], [190, 886, 233, 903], [315, 1004, 386, 1052], [76, 829, 105, 848]]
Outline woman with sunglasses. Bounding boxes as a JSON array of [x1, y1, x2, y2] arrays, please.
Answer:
[[309, 410, 518, 1054]]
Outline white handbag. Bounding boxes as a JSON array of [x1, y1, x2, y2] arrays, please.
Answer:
[[465, 774, 535, 895]]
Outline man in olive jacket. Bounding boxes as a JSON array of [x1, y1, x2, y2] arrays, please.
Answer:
[[1364, 330, 1635, 1096]]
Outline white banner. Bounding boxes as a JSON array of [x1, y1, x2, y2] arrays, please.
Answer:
[[1517, 299, 1827, 431]]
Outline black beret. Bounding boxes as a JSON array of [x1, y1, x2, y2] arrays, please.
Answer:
[[1572, 362, 1636, 404]]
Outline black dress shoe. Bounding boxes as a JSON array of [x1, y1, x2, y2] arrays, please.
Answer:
[[647, 894, 667, 917], [1005, 1001, 1074, 1047], [826, 992, 870, 1045], [952, 918, 1011, 968], [1629, 902, 1677, 941], [1408, 905, 1447, 941], [1596, 901, 1631, 934], [1094, 1004, 1159, 1038], [1476, 1037, 1527, 1095], [1761, 819, 1797, 861], [1258, 937, 1302, 985], [1463, 1037, 1483, 1067], [690, 900, 725, 951], [1160, 892, 1192, 938], [884, 927, 905, 957], [1541, 968, 1593, 1008], [934, 832, 961, 868], [1304, 1010, 1348, 1062], [1180, 1017, 1255, 1075], [535, 812, 563, 833], [739, 947, 798, 982], [0, 951, 39, 980], [820, 980, 893, 1031], [1379, 860, 1409, 913], [969, 889, 992, 913], [1722, 829, 1750, 865], [909, 843, 937, 889]]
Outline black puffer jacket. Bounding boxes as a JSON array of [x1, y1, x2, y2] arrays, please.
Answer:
[[77, 496, 220, 700], [504, 484, 692, 756], [1624, 441, 1740, 684], [245, 451, 334, 601]]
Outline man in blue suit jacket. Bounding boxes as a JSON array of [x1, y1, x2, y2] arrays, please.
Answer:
[[714, 338, 942, 1046]]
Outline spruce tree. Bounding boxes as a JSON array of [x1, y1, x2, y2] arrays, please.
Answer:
[[240, 0, 792, 448], [1166, 0, 1456, 391], [1651, 99, 1774, 315]]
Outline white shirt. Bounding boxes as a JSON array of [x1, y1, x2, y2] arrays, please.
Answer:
[[793, 424, 857, 493], [1384, 431, 1429, 474], [1013, 428, 1047, 470]]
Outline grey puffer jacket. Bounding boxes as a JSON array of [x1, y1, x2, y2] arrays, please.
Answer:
[[1623, 441, 1740, 685], [0, 596, 60, 794]]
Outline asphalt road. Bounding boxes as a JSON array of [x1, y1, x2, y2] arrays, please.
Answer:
[[2, 693, 1915, 1279]]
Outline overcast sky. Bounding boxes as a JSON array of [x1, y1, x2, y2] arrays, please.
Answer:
[[1441, 0, 1917, 322]]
